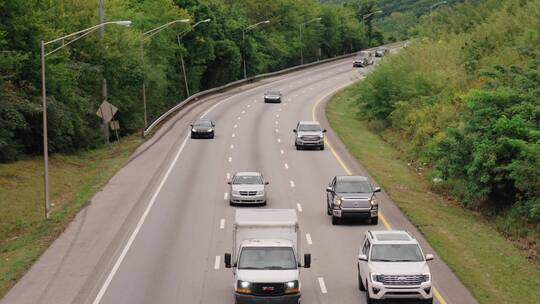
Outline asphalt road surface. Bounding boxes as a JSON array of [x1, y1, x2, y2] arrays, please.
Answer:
[[2, 54, 477, 304]]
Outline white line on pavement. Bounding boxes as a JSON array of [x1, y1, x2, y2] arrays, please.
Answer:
[[275, 129, 279, 133], [247, 104, 251, 108], [290, 180, 295, 188], [237, 117, 241, 120], [220, 219, 225, 229], [214, 256, 221, 270], [306, 233, 313, 245], [297, 203, 303, 212], [276, 114, 279, 118], [224, 192, 229, 200], [318, 277, 328, 294], [241, 110, 245, 114], [277, 138, 281, 143], [228, 157, 232, 163], [275, 121, 278, 125], [284, 163, 289, 169], [226, 173, 231, 180], [280, 149, 284, 155], [230, 144, 234, 149], [232, 133, 236, 138], [234, 124, 238, 128]]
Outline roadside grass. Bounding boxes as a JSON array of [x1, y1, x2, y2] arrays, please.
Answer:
[[0, 135, 143, 298], [326, 85, 540, 304]]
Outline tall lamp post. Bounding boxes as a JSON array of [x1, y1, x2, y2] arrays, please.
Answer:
[[362, 10, 383, 34], [242, 20, 270, 79], [430, 1, 448, 28], [176, 18, 211, 98], [300, 17, 322, 65], [140, 19, 190, 128], [41, 20, 131, 220]]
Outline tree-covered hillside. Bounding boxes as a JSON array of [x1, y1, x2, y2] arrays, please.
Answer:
[[0, 0, 378, 162]]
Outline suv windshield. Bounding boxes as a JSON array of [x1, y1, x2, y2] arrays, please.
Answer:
[[298, 124, 321, 132], [370, 244, 424, 262], [238, 247, 297, 270], [233, 175, 263, 185], [335, 180, 372, 193]]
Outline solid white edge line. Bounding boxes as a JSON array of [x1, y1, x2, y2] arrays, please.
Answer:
[[220, 219, 225, 229], [91, 134, 190, 304], [318, 277, 328, 294], [296, 203, 303, 212], [306, 233, 313, 245], [214, 255, 221, 270]]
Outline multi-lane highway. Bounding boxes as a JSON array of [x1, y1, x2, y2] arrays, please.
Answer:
[[2, 53, 477, 304]]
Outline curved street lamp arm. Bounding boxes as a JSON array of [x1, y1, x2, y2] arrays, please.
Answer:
[[245, 20, 270, 32], [177, 18, 211, 40], [143, 19, 190, 40], [431, 1, 448, 10]]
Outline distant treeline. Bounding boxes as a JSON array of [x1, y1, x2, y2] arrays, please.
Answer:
[[0, 0, 383, 162], [353, 0, 540, 231]]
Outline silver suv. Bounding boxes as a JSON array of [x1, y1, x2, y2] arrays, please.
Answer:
[[293, 121, 326, 150], [228, 172, 268, 206], [358, 230, 434, 304]]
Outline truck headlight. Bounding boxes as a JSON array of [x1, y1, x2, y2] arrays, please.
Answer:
[[371, 273, 383, 283], [370, 198, 378, 208], [191, 128, 197, 132], [285, 280, 299, 294], [421, 273, 431, 283], [236, 280, 252, 294], [208, 128, 213, 132], [333, 197, 342, 207]]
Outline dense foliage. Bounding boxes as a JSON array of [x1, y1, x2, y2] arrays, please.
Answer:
[[0, 0, 375, 162], [354, 0, 540, 232]]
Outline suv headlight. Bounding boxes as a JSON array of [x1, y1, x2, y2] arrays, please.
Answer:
[[333, 197, 342, 207], [285, 280, 299, 294], [236, 280, 252, 294], [371, 273, 383, 283], [421, 273, 431, 283]]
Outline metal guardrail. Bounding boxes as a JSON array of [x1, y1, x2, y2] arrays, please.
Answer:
[[143, 41, 405, 137]]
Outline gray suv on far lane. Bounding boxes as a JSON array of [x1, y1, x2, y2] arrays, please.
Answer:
[[326, 176, 381, 225]]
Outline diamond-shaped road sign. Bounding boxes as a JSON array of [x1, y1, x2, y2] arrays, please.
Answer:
[[96, 101, 118, 123]]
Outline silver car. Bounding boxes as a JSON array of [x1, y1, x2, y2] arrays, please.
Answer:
[[228, 172, 268, 206]]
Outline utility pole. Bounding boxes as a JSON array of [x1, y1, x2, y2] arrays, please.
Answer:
[[98, 0, 109, 144]]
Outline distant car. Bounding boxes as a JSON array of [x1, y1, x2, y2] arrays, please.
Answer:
[[264, 90, 282, 103], [326, 175, 380, 225], [358, 230, 434, 304], [353, 57, 374, 67], [293, 121, 326, 150], [375, 47, 390, 57], [190, 119, 215, 138], [228, 172, 268, 206]]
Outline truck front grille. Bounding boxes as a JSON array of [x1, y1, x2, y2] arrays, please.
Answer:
[[301, 136, 320, 141], [251, 283, 285, 296], [341, 199, 370, 209]]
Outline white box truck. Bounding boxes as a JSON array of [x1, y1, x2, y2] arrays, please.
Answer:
[[224, 209, 311, 304]]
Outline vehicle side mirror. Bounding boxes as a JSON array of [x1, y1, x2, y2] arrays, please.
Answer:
[[374, 187, 381, 193], [326, 187, 333, 192], [358, 254, 368, 261], [293, 129, 297, 133], [190, 124, 193, 127], [227, 181, 231, 185], [304, 254, 311, 268], [212, 123, 216, 127], [323, 129, 327, 133], [265, 181, 269, 185], [425, 254, 434, 261], [224, 253, 232, 268]]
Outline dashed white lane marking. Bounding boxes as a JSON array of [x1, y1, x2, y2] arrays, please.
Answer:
[[280, 149, 284, 155], [230, 144, 234, 149], [290, 180, 295, 188], [247, 104, 251, 108], [232, 133, 236, 138], [234, 124, 238, 129], [275, 121, 279, 125], [306, 233, 313, 245], [220, 219, 225, 229], [283, 103, 287, 106], [241, 110, 245, 114], [276, 114, 279, 118], [224, 192, 229, 200], [228, 157, 232, 163], [237, 117, 241, 120], [277, 138, 281, 143], [318, 277, 328, 294], [278, 108, 282, 112], [226, 173, 231, 180], [297, 203, 303, 212], [275, 129, 279, 133], [214, 255, 221, 270], [284, 163, 289, 169]]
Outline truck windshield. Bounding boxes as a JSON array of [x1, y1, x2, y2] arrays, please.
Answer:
[[298, 124, 321, 132], [238, 247, 297, 270], [335, 180, 372, 193], [370, 244, 424, 262]]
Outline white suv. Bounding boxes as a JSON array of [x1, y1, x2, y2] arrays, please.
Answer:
[[358, 230, 434, 304]]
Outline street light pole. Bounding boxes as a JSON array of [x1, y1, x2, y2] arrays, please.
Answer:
[[242, 20, 270, 79], [300, 17, 322, 65], [176, 19, 211, 98], [430, 1, 447, 29], [40, 20, 131, 220], [140, 19, 190, 129], [362, 10, 383, 34]]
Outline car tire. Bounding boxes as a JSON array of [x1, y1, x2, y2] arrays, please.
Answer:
[[229, 201, 235, 206], [358, 272, 365, 291], [331, 216, 339, 225], [320, 145, 325, 150], [262, 201, 267, 206], [371, 217, 378, 225], [365, 282, 376, 304]]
